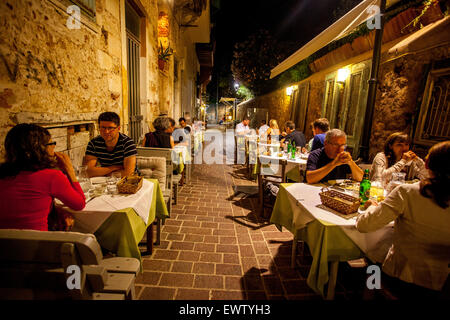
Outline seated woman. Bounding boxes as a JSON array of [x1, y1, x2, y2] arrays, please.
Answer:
[[0, 124, 85, 231], [371, 132, 427, 185], [264, 119, 280, 143], [141, 116, 175, 149], [356, 141, 450, 297]]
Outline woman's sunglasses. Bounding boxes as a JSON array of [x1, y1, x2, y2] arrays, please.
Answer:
[[46, 142, 57, 146]]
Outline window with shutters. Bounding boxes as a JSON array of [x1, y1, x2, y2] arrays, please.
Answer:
[[414, 63, 450, 146], [290, 82, 310, 132], [70, 0, 96, 19]]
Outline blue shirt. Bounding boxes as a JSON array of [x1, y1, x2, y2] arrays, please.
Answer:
[[311, 133, 326, 151], [306, 147, 351, 182]]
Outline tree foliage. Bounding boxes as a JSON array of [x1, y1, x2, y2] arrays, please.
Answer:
[[231, 29, 289, 96]]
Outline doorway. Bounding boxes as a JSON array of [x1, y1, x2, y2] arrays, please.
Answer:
[[125, 1, 144, 143]]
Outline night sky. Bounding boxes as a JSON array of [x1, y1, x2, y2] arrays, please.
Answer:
[[208, 0, 362, 97]]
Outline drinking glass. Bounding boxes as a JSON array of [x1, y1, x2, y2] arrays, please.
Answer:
[[92, 183, 106, 197], [386, 172, 406, 195], [77, 165, 92, 194], [370, 180, 385, 202], [106, 177, 118, 195], [112, 171, 122, 182]]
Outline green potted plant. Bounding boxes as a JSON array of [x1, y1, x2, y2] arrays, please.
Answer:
[[158, 41, 173, 70]]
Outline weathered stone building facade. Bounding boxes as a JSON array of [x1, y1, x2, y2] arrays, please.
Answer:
[[0, 0, 213, 164], [238, 3, 449, 161]]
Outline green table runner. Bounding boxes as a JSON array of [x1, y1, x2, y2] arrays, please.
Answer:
[[94, 179, 169, 264], [271, 183, 362, 297]]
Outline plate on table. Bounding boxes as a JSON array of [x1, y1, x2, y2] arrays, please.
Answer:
[[90, 176, 107, 184]]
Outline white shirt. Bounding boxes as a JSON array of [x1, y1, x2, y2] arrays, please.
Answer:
[[371, 152, 427, 185], [258, 124, 269, 137], [356, 182, 450, 291], [236, 122, 250, 134]]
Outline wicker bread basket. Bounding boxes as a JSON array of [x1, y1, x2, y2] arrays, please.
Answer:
[[319, 187, 360, 215], [117, 175, 143, 194]]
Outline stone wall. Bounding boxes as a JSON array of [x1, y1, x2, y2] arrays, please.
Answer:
[[0, 0, 124, 159], [370, 45, 450, 159], [0, 0, 204, 162]]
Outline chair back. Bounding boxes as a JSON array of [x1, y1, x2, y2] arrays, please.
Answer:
[[136, 156, 166, 191], [0, 229, 104, 299], [137, 147, 174, 192]]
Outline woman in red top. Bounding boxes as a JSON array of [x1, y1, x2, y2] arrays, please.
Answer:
[[0, 124, 85, 231]]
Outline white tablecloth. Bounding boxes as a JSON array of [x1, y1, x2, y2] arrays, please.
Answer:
[[173, 145, 189, 164], [259, 154, 307, 175], [284, 183, 394, 263], [57, 179, 154, 233]]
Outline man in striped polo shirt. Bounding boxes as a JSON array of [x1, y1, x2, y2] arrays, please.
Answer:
[[84, 112, 137, 177]]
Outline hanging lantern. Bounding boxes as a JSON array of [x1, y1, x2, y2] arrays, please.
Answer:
[[158, 12, 170, 37]]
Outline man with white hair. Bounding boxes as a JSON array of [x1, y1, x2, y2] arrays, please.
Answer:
[[306, 129, 363, 184]]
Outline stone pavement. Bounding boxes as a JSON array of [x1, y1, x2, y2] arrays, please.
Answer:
[[134, 158, 372, 300]]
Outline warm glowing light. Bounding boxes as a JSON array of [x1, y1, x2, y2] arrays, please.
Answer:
[[286, 85, 297, 96], [337, 68, 350, 83]]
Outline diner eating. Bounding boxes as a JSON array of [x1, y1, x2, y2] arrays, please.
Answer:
[[371, 132, 427, 186], [306, 129, 363, 184], [280, 120, 306, 150], [357, 141, 450, 298], [142, 116, 175, 148], [84, 112, 137, 177], [310, 118, 330, 151], [0, 124, 85, 231]]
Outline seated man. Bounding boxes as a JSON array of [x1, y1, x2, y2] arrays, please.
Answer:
[[257, 120, 269, 137], [311, 118, 330, 151], [179, 117, 192, 134], [306, 129, 363, 184], [281, 120, 306, 150], [84, 112, 137, 177], [235, 116, 251, 135]]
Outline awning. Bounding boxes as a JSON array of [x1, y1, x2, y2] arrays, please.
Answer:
[[387, 15, 450, 57], [270, 0, 401, 79]]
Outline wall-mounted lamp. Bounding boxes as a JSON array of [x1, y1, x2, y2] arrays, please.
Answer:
[[286, 85, 298, 96], [337, 68, 350, 83]]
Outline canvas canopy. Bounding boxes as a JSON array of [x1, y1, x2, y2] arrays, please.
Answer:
[[270, 0, 401, 78]]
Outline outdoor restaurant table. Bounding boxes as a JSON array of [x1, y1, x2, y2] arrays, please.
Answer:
[[253, 153, 308, 182], [55, 178, 169, 264], [270, 182, 393, 299]]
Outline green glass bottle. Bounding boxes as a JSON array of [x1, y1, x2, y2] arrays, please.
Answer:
[[359, 169, 371, 206], [291, 141, 296, 159], [287, 141, 291, 155]]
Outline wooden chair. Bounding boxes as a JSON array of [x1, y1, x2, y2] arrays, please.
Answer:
[[136, 155, 167, 250], [0, 229, 140, 300], [257, 158, 287, 219]]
